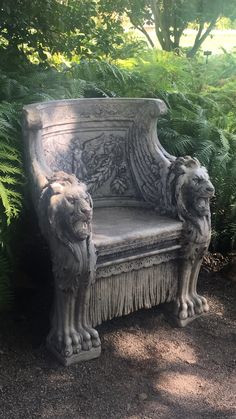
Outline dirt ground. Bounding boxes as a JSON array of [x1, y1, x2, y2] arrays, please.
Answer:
[[0, 271, 235, 419]]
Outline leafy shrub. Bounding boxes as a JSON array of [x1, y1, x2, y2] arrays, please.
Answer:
[[117, 50, 236, 251], [157, 92, 236, 252], [0, 99, 23, 310]]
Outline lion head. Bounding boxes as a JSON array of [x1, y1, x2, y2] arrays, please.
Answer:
[[168, 156, 215, 221], [40, 171, 93, 243]]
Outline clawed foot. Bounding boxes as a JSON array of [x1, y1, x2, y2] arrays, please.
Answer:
[[77, 326, 101, 351], [47, 328, 82, 357], [175, 294, 209, 321], [190, 293, 209, 314], [175, 297, 195, 320], [47, 326, 101, 357]]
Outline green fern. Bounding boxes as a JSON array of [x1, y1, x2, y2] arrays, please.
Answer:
[[0, 102, 23, 226], [158, 90, 236, 252], [69, 59, 143, 97], [0, 100, 23, 309]]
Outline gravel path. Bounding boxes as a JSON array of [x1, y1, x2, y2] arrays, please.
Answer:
[[0, 272, 235, 419]]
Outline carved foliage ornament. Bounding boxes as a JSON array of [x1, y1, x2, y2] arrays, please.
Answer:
[[71, 133, 129, 195]]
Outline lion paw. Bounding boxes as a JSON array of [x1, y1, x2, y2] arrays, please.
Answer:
[[77, 326, 101, 351], [175, 297, 195, 320], [47, 329, 82, 358], [191, 293, 209, 314]]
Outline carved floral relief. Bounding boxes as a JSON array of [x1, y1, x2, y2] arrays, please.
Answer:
[[71, 133, 130, 195]]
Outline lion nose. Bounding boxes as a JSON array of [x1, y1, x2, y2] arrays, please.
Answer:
[[81, 207, 92, 217], [206, 185, 215, 195]]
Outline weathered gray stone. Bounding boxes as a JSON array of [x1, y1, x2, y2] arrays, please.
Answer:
[[23, 98, 214, 365]]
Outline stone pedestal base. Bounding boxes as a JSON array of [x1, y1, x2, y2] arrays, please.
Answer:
[[47, 345, 101, 366]]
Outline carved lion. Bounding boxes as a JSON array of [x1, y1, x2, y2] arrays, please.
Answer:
[[39, 170, 97, 290], [39, 171, 100, 358], [40, 171, 93, 244], [167, 156, 215, 324], [167, 156, 215, 239]]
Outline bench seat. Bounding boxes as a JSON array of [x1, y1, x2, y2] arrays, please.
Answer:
[[93, 206, 182, 260]]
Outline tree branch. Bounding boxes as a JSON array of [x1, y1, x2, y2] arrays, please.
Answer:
[[187, 15, 220, 58], [129, 17, 155, 48], [195, 21, 204, 42], [150, 0, 168, 50]]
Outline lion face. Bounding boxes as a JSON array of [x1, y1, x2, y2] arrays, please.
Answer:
[[47, 172, 93, 242], [176, 158, 215, 218], [184, 166, 214, 217]]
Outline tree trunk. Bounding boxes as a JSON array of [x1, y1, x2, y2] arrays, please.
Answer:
[[151, 0, 171, 51], [187, 17, 219, 58], [151, 0, 184, 52]]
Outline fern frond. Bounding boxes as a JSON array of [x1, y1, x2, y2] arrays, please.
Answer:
[[0, 102, 23, 225], [0, 163, 22, 175]]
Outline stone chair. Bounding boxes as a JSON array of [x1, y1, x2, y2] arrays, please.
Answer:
[[23, 98, 214, 365]]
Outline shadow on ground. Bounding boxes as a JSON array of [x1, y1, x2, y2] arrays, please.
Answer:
[[0, 271, 235, 419]]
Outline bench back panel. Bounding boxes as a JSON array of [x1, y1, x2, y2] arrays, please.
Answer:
[[24, 98, 168, 207]]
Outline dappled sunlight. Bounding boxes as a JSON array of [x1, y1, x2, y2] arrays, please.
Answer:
[[156, 371, 210, 396], [107, 316, 199, 366], [157, 339, 198, 365], [112, 331, 152, 361]]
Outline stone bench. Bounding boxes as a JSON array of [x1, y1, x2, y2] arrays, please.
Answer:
[[23, 98, 214, 365]]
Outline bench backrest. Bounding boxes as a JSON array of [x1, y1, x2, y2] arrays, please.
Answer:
[[23, 98, 168, 207]]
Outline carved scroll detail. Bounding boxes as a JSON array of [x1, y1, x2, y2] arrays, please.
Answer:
[[129, 101, 171, 211], [39, 171, 101, 361], [97, 248, 180, 279]]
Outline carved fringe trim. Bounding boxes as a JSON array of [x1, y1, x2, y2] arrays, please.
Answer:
[[89, 261, 177, 327]]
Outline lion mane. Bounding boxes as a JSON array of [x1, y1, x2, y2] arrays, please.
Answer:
[[38, 171, 96, 291], [167, 156, 215, 240]]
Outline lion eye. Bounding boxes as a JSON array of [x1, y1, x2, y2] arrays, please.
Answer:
[[193, 177, 200, 184], [67, 197, 75, 204]]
